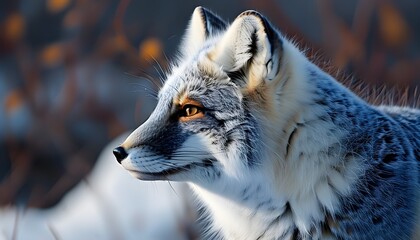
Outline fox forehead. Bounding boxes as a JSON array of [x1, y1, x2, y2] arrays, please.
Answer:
[[159, 54, 238, 109]]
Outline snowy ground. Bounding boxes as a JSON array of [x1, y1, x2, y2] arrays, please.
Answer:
[[0, 134, 192, 240]]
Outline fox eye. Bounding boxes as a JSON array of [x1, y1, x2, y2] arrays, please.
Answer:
[[177, 99, 205, 121], [178, 103, 205, 122], [183, 105, 201, 117]]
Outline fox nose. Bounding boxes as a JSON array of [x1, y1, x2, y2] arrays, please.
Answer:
[[113, 146, 128, 164]]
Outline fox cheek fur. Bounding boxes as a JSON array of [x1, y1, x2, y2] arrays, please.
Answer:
[[114, 8, 283, 183]]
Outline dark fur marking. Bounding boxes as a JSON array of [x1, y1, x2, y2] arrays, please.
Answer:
[[255, 199, 273, 211], [299, 152, 304, 158], [265, 58, 272, 70], [142, 123, 191, 159], [256, 211, 287, 240], [286, 127, 299, 159], [314, 98, 328, 106], [372, 215, 383, 225], [248, 29, 258, 57], [383, 135, 393, 144], [377, 169, 396, 179], [198, 7, 227, 37], [241, 186, 251, 201], [257, 201, 291, 232], [226, 69, 246, 84], [202, 158, 215, 167], [318, 114, 330, 122], [238, 10, 283, 77], [383, 153, 398, 163], [296, 122, 305, 127], [292, 228, 300, 239], [225, 136, 234, 148], [245, 129, 256, 166], [255, 233, 265, 240], [376, 162, 396, 178], [284, 202, 292, 216]]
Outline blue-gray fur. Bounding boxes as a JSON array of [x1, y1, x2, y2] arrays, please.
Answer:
[[306, 69, 419, 239]]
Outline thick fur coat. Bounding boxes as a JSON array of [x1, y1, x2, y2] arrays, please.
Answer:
[[114, 7, 420, 240]]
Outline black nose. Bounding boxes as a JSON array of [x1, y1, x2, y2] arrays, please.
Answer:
[[113, 146, 128, 164]]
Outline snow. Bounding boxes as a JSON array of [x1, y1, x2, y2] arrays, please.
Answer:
[[0, 133, 190, 240]]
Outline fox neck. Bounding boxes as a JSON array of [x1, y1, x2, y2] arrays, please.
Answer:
[[189, 44, 369, 238], [189, 171, 294, 239]]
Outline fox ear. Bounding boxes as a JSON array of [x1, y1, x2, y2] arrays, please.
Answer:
[[180, 6, 227, 57], [209, 11, 283, 88]]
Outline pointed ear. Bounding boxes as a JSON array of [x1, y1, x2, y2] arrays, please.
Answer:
[[180, 7, 227, 57], [208, 11, 283, 88]]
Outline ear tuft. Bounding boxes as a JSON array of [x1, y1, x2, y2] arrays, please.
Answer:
[[180, 7, 227, 57], [209, 10, 283, 87]]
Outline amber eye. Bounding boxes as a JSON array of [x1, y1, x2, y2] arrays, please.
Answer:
[[183, 105, 201, 117], [177, 98, 205, 121]]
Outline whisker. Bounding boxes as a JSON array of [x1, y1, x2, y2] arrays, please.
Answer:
[[137, 69, 164, 89], [167, 181, 180, 199], [144, 57, 166, 87], [150, 56, 167, 82], [127, 84, 158, 99], [124, 71, 160, 87]]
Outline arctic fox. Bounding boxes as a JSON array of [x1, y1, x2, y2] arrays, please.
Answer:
[[113, 7, 420, 240]]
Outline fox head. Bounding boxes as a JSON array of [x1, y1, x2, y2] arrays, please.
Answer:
[[113, 7, 301, 185]]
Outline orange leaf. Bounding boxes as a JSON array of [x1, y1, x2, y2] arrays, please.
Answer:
[[378, 3, 409, 48], [139, 38, 162, 61], [4, 90, 24, 113], [47, 0, 71, 13], [40, 43, 64, 67], [4, 13, 25, 41]]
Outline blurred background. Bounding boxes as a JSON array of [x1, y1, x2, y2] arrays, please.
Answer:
[[0, 0, 419, 235]]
